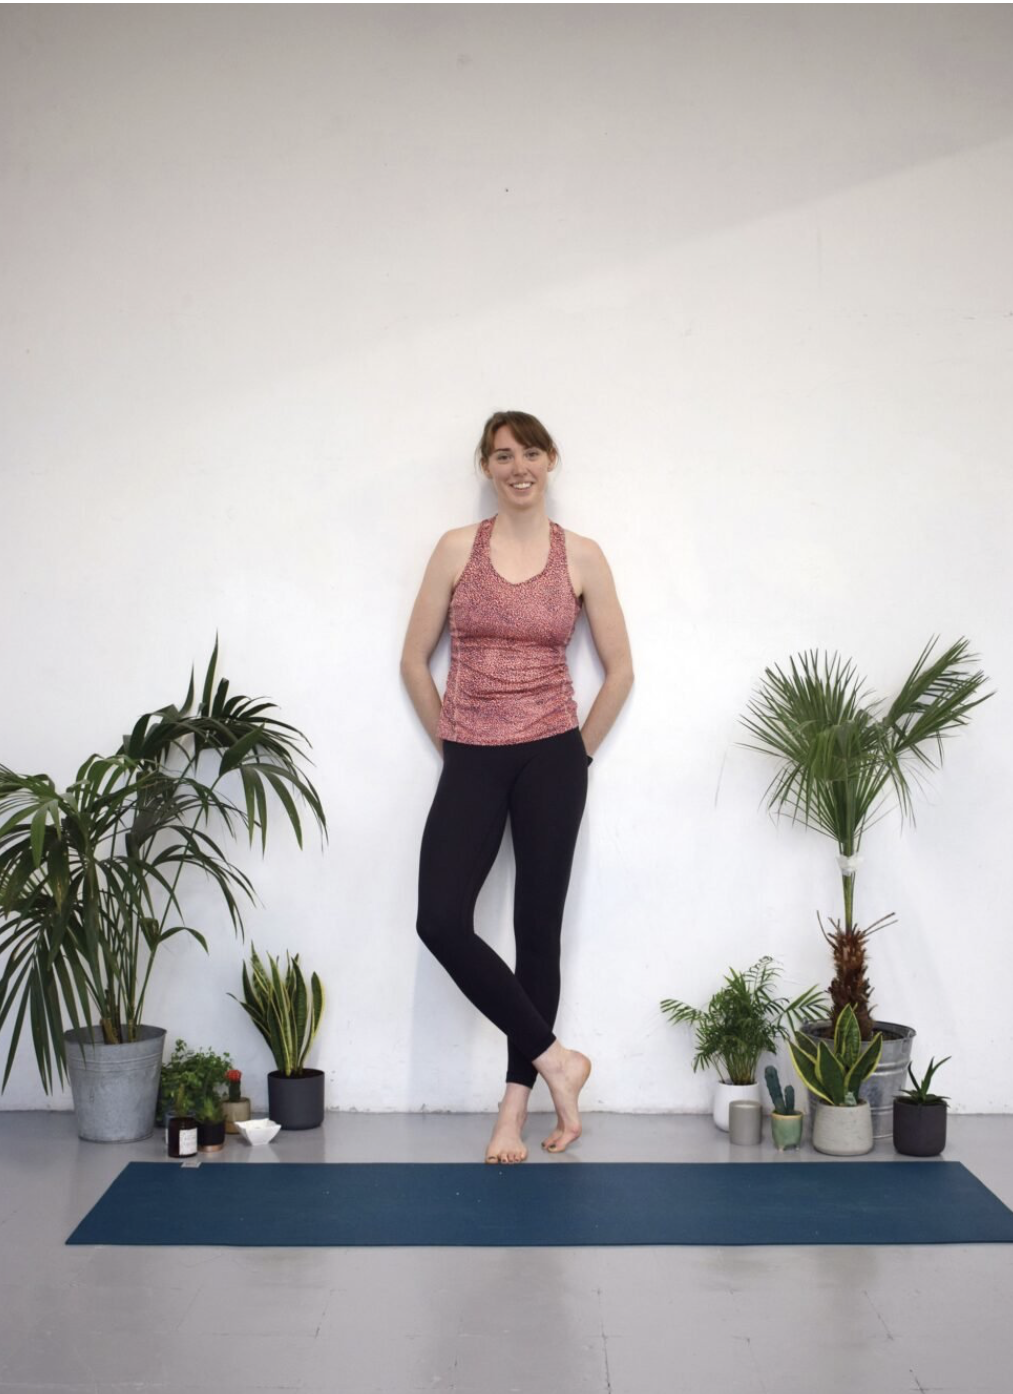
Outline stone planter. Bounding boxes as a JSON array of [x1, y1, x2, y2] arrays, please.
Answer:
[[812, 1099, 874, 1156], [802, 1019, 915, 1139], [268, 1068, 325, 1130], [712, 1081, 762, 1132], [64, 1025, 166, 1143], [893, 1098, 947, 1157], [221, 1098, 252, 1134]]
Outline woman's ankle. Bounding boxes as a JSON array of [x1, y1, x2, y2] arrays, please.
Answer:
[[532, 1039, 566, 1076]]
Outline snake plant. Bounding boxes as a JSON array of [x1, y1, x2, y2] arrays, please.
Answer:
[[231, 944, 324, 1077], [789, 1004, 883, 1106]]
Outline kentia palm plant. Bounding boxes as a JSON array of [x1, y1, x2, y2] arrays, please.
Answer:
[[660, 957, 827, 1085], [739, 637, 991, 1038], [0, 640, 327, 1094]]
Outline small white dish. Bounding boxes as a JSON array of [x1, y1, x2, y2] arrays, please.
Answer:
[[234, 1118, 281, 1146]]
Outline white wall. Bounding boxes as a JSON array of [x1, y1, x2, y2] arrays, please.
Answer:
[[2, 4, 1011, 1115]]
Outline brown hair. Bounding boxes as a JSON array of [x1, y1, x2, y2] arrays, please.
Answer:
[[475, 410, 560, 473]]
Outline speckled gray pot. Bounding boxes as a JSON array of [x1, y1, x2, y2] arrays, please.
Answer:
[[64, 1026, 166, 1142], [812, 1099, 874, 1156]]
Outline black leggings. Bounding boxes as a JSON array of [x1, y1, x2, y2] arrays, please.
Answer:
[[416, 727, 589, 1088]]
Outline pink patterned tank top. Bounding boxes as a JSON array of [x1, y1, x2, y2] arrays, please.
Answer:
[[438, 517, 582, 746]]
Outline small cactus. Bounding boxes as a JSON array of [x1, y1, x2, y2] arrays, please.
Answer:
[[765, 1064, 798, 1115]]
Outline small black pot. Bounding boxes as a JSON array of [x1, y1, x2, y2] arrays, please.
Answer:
[[268, 1068, 325, 1130], [893, 1098, 947, 1156], [197, 1118, 227, 1152]]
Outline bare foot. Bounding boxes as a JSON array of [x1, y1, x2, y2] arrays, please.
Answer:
[[532, 1042, 592, 1154], [540, 1115, 565, 1153], [485, 1087, 529, 1164]]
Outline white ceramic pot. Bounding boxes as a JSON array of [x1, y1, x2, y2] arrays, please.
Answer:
[[712, 1081, 762, 1131], [812, 1099, 874, 1156]]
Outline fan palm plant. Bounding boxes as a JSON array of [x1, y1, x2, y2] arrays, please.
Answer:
[[739, 636, 991, 1036], [0, 640, 326, 1092]]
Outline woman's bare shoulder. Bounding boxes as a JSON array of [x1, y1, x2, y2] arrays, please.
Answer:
[[434, 522, 483, 586], [562, 528, 609, 568]]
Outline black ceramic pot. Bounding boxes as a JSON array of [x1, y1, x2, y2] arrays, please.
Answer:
[[893, 1098, 947, 1156], [197, 1118, 227, 1152], [268, 1068, 325, 1130]]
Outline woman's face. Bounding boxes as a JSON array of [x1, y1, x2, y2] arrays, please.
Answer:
[[483, 426, 555, 510]]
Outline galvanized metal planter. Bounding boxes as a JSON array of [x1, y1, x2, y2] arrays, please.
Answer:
[[64, 1026, 166, 1143]]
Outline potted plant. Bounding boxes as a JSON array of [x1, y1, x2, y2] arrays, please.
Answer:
[[231, 944, 325, 1130], [221, 1069, 251, 1134], [166, 1083, 199, 1159], [660, 957, 826, 1130], [740, 637, 991, 1138], [764, 1065, 803, 1150], [190, 1045, 232, 1152], [195, 1092, 227, 1152], [158, 1039, 232, 1151], [894, 1056, 950, 1157], [789, 1004, 883, 1155], [157, 1037, 192, 1127], [0, 641, 326, 1142]]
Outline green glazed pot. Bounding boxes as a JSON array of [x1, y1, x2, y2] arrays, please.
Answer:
[[770, 1112, 804, 1151]]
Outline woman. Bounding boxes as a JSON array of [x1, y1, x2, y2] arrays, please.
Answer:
[[400, 410, 633, 1163]]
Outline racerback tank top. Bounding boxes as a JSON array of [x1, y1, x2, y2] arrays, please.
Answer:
[[437, 516, 582, 746]]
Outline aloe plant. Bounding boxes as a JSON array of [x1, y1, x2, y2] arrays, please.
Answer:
[[0, 641, 326, 1091], [789, 1004, 883, 1107], [899, 1055, 951, 1105], [231, 944, 324, 1077]]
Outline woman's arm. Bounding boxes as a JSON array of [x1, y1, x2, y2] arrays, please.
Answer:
[[574, 538, 634, 759], [400, 532, 465, 755]]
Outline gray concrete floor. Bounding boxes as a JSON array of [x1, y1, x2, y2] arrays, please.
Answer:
[[1, 1110, 1011, 1394]]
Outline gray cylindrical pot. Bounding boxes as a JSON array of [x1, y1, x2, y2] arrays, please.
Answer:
[[268, 1068, 325, 1130], [803, 1019, 915, 1139], [893, 1098, 947, 1157], [64, 1026, 166, 1143]]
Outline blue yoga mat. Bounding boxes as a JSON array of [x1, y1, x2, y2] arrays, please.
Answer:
[[66, 1161, 1013, 1247]]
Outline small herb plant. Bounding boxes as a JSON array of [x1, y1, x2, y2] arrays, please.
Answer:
[[159, 1039, 232, 1121], [764, 1065, 799, 1116], [660, 957, 827, 1086], [899, 1056, 951, 1105], [789, 1003, 883, 1107]]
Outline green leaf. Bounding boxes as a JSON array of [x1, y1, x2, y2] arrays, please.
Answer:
[[220, 729, 265, 776], [833, 1004, 862, 1067], [845, 1032, 884, 1096], [816, 1039, 846, 1106], [788, 1038, 833, 1105]]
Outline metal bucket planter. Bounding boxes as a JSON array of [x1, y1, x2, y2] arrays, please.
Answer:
[[802, 1019, 915, 1140], [64, 1026, 166, 1142]]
